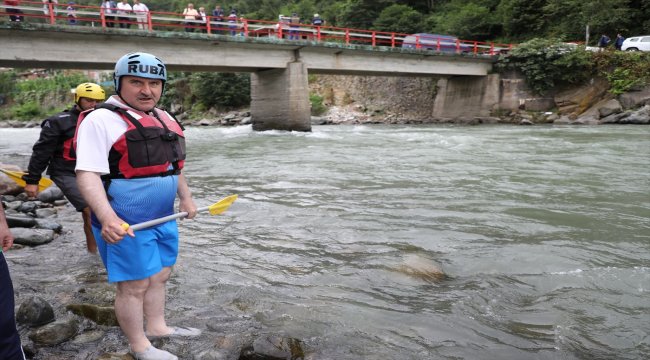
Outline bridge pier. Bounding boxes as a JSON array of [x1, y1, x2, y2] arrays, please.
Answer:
[[433, 74, 500, 118], [250, 62, 311, 132]]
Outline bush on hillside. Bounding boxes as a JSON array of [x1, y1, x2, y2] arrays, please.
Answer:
[[495, 38, 593, 95], [591, 51, 650, 94]]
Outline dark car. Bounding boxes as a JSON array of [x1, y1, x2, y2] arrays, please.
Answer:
[[402, 33, 472, 53]]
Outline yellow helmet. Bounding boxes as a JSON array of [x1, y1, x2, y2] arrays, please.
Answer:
[[74, 82, 105, 104]]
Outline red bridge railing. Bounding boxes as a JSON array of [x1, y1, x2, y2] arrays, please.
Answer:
[[1, 1, 513, 56]]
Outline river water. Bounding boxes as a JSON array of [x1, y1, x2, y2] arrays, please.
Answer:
[[1, 124, 649, 359]]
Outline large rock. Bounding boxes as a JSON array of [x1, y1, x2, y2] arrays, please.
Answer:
[[11, 227, 55, 246], [524, 98, 555, 112], [598, 99, 623, 118], [397, 254, 446, 282], [600, 105, 650, 124], [17, 201, 38, 214], [241, 335, 305, 360], [34, 208, 57, 218], [37, 185, 64, 203], [66, 304, 119, 326], [0, 164, 23, 196], [28, 318, 79, 346], [618, 85, 650, 109], [621, 105, 650, 124], [5, 214, 37, 228], [554, 77, 610, 115], [16, 296, 55, 327], [34, 218, 63, 233]]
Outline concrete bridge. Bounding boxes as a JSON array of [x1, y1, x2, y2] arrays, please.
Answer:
[[0, 24, 500, 131]]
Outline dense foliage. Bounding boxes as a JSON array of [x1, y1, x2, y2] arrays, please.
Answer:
[[60, 0, 649, 44], [495, 39, 594, 95]]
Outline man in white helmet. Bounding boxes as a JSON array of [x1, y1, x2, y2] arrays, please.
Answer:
[[23, 82, 105, 253], [75, 52, 199, 360]]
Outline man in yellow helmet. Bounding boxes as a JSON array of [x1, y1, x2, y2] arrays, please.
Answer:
[[23, 82, 105, 253]]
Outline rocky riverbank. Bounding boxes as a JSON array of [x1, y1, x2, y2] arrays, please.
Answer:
[[2, 101, 649, 131], [129, 99, 650, 127], [1, 169, 308, 359]]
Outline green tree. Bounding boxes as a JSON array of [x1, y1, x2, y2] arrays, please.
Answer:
[[337, 0, 393, 29], [190, 72, 250, 110], [544, 0, 631, 44], [373, 4, 424, 34], [498, 0, 547, 40], [433, 0, 500, 40]]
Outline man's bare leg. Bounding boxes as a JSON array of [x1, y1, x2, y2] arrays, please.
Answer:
[[144, 267, 172, 336], [81, 207, 97, 253], [115, 278, 151, 353]]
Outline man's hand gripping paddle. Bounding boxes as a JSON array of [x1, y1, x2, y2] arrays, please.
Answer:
[[0, 168, 53, 192], [121, 194, 238, 231]]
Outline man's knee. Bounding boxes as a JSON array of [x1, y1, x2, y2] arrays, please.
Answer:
[[117, 278, 150, 297], [151, 267, 172, 284]]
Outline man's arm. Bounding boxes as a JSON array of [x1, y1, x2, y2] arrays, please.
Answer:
[[76, 170, 134, 242], [0, 205, 14, 252], [177, 172, 197, 220], [23, 118, 62, 197]]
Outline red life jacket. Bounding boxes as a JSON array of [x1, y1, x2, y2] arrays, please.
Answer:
[[76, 103, 186, 179]]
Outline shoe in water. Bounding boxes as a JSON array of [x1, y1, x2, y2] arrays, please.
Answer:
[[146, 326, 202, 339], [131, 345, 178, 360]]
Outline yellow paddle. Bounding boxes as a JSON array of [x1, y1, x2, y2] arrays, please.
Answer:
[[121, 194, 238, 231], [0, 168, 53, 192]]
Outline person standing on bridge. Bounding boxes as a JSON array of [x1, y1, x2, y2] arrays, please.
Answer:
[[182, 3, 199, 32], [311, 13, 324, 27], [101, 0, 117, 28], [4, 0, 24, 22], [22, 82, 106, 254], [116, 0, 132, 29], [75, 52, 199, 360], [66, 1, 77, 25], [227, 8, 237, 36], [132, 0, 148, 30], [42, 0, 58, 17], [212, 4, 224, 34], [197, 6, 207, 33], [289, 12, 300, 40]]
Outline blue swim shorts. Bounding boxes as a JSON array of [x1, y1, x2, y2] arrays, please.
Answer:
[[93, 221, 179, 283]]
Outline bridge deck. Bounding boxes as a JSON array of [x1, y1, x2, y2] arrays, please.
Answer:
[[0, 23, 495, 77]]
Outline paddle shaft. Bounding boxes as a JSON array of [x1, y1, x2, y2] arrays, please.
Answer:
[[129, 205, 210, 231]]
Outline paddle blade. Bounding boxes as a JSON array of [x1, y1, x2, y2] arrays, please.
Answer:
[[207, 194, 238, 215], [0, 168, 53, 192]]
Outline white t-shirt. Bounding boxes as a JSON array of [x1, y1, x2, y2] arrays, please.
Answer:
[[75, 96, 131, 175], [132, 3, 148, 14], [116, 2, 132, 15]]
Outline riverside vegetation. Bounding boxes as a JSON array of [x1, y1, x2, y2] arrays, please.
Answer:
[[1, 40, 649, 126], [5, 0, 650, 45]]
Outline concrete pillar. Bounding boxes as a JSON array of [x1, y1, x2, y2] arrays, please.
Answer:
[[433, 75, 501, 118], [251, 62, 311, 132]]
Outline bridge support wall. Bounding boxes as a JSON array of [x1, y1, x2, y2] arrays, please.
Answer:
[[433, 74, 501, 118], [251, 62, 311, 132]]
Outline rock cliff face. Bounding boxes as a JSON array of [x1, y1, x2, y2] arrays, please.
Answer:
[[310, 75, 440, 121], [309, 74, 650, 125]]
